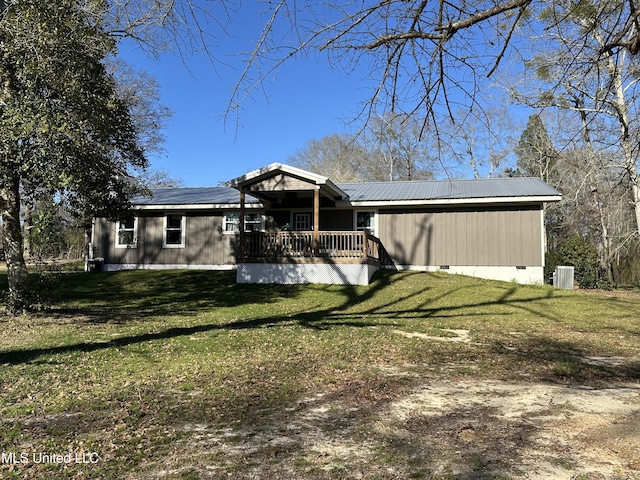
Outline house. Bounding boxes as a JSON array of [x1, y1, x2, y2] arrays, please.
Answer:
[[90, 163, 562, 285]]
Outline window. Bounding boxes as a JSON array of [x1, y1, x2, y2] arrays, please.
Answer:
[[244, 213, 263, 232], [116, 217, 137, 248], [295, 213, 312, 231], [224, 213, 264, 233], [356, 211, 376, 235], [164, 214, 185, 247]]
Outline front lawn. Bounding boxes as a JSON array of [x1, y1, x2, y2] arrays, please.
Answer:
[[1, 270, 639, 478]]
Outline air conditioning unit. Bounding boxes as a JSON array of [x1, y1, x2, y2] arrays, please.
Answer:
[[553, 266, 574, 290]]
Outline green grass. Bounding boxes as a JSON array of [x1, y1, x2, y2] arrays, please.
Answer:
[[0, 269, 639, 478]]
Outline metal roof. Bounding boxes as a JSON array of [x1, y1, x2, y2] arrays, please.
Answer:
[[132, 177, 561, 207], [338, 177, 561, 202], [133, 187, 260, 206]]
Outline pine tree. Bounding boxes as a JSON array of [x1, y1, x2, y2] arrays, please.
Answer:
[[513, 114, 559, 184]]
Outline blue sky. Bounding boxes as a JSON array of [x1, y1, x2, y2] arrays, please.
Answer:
[[116, 3, 526, 186], [117, 10, 376, 187]]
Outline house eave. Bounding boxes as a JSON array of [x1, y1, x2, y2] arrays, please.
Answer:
[[341, 195, 562, 208], [133, 203, 264, 211], [132, 195, 561, 211]]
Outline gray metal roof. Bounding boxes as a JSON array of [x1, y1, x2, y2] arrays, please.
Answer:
[[338, 177, 561, 202], [133, 187, 260, 206], [132, 177, 561, 207]]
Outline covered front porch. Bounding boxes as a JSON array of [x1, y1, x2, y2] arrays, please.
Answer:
[[231, 163, 382, 285], [240, 230, 381, 263], [237, 231, 381, 285]]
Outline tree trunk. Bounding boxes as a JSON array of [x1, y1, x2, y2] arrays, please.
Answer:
[[0, 14, 28, 309], [626, 161, 640, 236], [576, 103, 612, 282], [607, 45, 640, 237], [0, 172, 29, 305], [22, 202, 32, 260]]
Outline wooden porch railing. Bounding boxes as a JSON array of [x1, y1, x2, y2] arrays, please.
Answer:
[[241, 231, 381, 262]]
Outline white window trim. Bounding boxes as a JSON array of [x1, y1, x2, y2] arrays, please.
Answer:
[[294, 212, 312, 231], [223, 213, 239, 234], [355, 210, 378, 236], [115, 218, 138, 249], [223, 212, 265, 234], [163, 214, 186, 248]]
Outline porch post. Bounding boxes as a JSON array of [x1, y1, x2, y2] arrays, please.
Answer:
[[239, 189, 246, 257], [313, 186, 320, 254], [362, 230, 368, 259]]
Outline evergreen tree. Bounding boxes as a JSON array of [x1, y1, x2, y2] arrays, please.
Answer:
[[0, 1, 147, 311], [513, 114, 560, 184]]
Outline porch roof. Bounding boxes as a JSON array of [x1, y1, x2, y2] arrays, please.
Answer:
[[229, 163, 348, 203]]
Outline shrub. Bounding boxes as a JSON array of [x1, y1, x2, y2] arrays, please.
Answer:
[[546, 237, 602, 289], [2, 263, 62, 314]]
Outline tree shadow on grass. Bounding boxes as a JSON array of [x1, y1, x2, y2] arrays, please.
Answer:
[[0, 315, 394, 365], [495, 335, 640, 386], [3, 271, 640, 479], [3, 270, 639, 387], [0, 270, 401, 365], [0, 270, 446, 367], [41, 269, 403, 324], [52, 270, 307, 320]]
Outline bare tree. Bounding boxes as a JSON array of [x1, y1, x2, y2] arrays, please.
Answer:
[[108, 58, 173, 156], [550, 146, 634, 284], [288, 116, 436, 183], [94, 2, 640, 137], [363, 113, 436, 181], [228, 0, 533, 131], [514, 1, 640, 237], [224, 1, 640, 132], [287, 133, 368, 183], [439, 105, 519, 178]]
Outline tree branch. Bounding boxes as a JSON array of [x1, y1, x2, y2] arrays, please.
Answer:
[[486, 4, 528, 77], [366, 30, 446, 50], [434, 0, 532, 34]]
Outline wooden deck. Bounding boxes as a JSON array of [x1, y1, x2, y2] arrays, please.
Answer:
[[239, 231, 381, 265]]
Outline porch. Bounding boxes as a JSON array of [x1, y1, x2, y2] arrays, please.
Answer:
[[237, 231, 382, 285], [231, 163, 382, 284], [239, 231, 381, 264]]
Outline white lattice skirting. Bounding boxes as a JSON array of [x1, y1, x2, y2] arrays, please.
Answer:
[[237, 263, 379, 285]]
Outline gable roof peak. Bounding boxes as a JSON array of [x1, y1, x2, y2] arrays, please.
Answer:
[[230, 162, 328, 186], [230, 163, 347, 200]]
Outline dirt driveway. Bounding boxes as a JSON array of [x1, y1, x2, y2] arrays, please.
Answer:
[[167, 355, 640, 479]]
